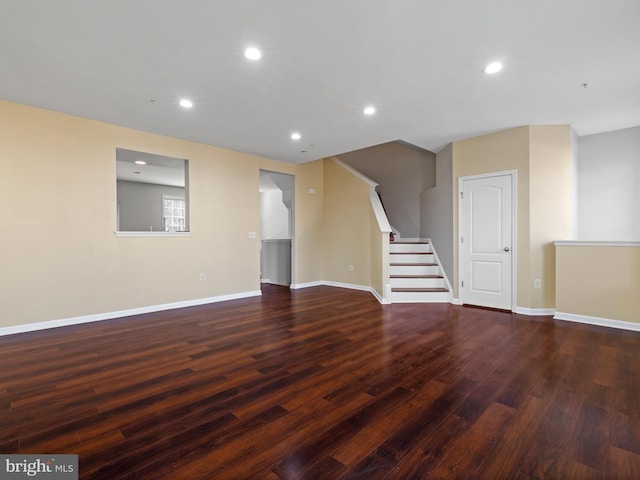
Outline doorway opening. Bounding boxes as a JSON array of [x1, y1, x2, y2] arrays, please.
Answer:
[[259, 170, 294, 289]]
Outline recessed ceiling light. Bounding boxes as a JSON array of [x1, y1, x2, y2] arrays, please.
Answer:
[[179, 99, 193, 108], [244, 47, 262, 60], [134, 160, 147, 165], [363, 106, 376, 115], [484, 62, 503, 74], [290, 132, 301, 140]]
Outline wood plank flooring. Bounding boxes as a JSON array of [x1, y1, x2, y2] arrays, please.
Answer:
[[1, 284, 640, 479]]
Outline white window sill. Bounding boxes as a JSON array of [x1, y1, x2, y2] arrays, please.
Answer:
[[115, 231, 191, 237]]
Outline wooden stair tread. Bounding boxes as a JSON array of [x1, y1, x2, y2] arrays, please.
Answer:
[[390, 252, 432, 255], [390, 263, 438, 267], [392, 287, 449, 293], [390, 274, 443, 279]]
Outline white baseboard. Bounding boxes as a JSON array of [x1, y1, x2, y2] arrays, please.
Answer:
[[452, 302, 552, 314], [323, 280, 371, 292], [370, 288, 391, 305], [0, 290, 262, 337], [290, 281, 325, 289], [323, 281, 391, 304], [19, 286, 634, 339], [514, 307, 555, 316], [554, 312, 640, 332], [291, 280, 390, 304]]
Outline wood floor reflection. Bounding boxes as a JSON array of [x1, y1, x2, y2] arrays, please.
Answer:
[[1, 285, 639, 479]]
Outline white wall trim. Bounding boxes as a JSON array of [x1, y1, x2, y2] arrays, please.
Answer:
[[0, 290, 262, 337], [369, 191, 392, 233], [554, 311, 640, 332], [515, 307, 555, 316], [427, 238, 454, 294], [369, 286, 391, 305], [554, 240, 640, 247], [332, 157, 378, 191], [291, 280, 390, 304], [323, 281, 391, 304], [115, 231, 191, 237], [322, 280, 373, 292], [21, 284, 637, 339], [290, 281, 325, 289]]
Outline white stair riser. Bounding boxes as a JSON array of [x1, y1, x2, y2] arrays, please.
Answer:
[[390, 265, 440, 275], [390, 253, 434, 263], [389, 243, 431, 254], [390, 291, 451, 303], [390, 277, 445, 288]]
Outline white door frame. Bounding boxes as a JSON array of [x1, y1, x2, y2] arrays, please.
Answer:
[[458, 170, 517, 311], [259, 169, 295, 287]]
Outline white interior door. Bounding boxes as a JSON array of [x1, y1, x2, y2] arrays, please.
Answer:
[[461, 174, 513, 310]]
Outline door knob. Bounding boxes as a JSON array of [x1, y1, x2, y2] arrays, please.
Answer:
[[504, 247, 510, 252]]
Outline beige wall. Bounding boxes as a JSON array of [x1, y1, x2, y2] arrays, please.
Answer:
[[0, 98, 582, 329], [529, 125, 573, 308], [452, 125, 573, 310], [556, 245, 640, 324], [257, 158, 325, 285], [0, 100, 324, 327], [322, 158, 373, 287], [452, 126, 531, 306], [369, 208, 390, 299], [291, 160, 325, 285]]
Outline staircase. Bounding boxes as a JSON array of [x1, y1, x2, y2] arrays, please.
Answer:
[[389, 240, 450, 302]]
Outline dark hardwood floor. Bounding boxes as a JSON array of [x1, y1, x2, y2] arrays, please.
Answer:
[[1, 285, 639, 479]]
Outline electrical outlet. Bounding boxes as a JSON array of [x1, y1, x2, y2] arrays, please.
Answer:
[[534, 279, 541, 288], [200, 273, 206, 281], [348, 264, 354, 271], [248, 231, 257, 239]]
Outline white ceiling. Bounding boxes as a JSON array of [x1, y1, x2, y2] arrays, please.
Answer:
[[1, 0, 639, 164], [116, 149, 186, 186]]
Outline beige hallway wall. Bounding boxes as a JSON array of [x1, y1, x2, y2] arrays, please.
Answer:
[[322, 158, 373, 287], [0, 100, 324, 327], [529, 125, 573, 309], [556, 244, 640, 324], [452, 126, 531, 306], [452, 125, 573, 310]]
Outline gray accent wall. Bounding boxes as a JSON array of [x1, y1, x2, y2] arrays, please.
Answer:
[[578, 126, 640, 241], [338, 141, 435, 238], [117, 180, 186, 231], [570, 128, 579, 239], [420, 143, 454, 283]]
